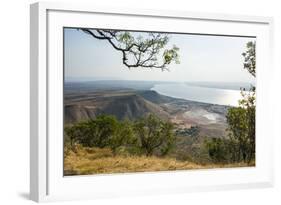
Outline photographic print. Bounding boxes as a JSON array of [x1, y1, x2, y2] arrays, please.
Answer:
[[63, 28, 256, 176]]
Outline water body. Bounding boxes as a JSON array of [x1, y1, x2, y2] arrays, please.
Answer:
[[151, 83, 242, 106]]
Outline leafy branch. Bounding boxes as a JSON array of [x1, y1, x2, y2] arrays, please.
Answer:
[[80, 29, 180, 71]]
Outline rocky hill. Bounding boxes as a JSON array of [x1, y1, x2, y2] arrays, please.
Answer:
[[64, 90, 170, 124]]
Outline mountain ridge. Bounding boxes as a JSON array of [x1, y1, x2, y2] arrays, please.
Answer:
[[64, 90, 171, 124]]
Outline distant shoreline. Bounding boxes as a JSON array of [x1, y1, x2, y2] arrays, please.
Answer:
[[64, 79, 254, 90], [64, 80, 252, 107], [151, 83, 241, 106]]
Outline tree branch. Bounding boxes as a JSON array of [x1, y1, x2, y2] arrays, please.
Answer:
[[79, 28, 180, 70]]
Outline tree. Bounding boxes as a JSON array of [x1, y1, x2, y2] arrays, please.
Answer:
[[159, 122, 175, 156], [239, 86, 256, 163], [92, 115, 119, 148], [133, 114, 175, 156], [242, 41, 256, 77], [226, 107, 249, 162], [226, 41, 256, 163], [108, 120, 137, 155], [80, 29, 180, 71]]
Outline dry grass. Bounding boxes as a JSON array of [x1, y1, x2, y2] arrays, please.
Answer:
[[64, 146, 253, 176]]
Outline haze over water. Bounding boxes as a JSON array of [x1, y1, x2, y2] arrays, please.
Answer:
[[151, 83, 242, 106]]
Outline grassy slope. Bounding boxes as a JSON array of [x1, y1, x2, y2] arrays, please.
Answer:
[[64, 146, 252, 176]]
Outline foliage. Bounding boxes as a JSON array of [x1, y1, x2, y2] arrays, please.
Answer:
[[80, 29, 180, 70], [65, 115, 118, 148], [108, 120, 137, 155], [133, 114, 175, 156], [204, 137, 245, 163], [64, 125, 79, 147], [226, 107, 249, 161], [240, 86, 256, 162], [65, 114, 175, 157], [205, 138, 228, 163], [242, 41, 256, 77], [225, 41, 256, 163], [204, 41, 256, 164], [226, 85, 256, 163]]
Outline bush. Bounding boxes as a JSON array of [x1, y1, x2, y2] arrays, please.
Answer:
[[204, 137, 243, 164], [65, 115, 118, 148], [205, 138, 227, 163], [64, 114, 176, 157]]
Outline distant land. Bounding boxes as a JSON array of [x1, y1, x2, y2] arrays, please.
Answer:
[[65, 79, 255, 90], [64, 80, 231, 138]]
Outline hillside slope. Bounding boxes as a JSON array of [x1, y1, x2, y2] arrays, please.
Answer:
[[64, 90, 170, 124], [64, 146, 252, 175]]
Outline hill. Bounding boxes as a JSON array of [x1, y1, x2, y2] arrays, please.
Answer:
[[64, 90, 170, 124]]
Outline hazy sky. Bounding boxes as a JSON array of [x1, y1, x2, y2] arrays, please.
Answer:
[[64, 28, 255, 83]]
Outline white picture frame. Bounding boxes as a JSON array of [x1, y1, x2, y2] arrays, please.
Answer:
[[30, 2, 274, 202]]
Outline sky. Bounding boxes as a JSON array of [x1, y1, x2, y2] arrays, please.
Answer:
[[64, 28, 256, 83]]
